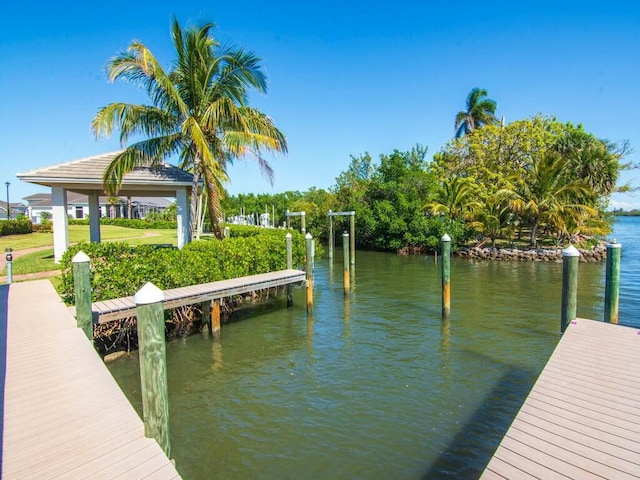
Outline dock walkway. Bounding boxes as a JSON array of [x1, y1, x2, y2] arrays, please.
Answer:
[[482, 318, 640, 479], [87, 269, 306, 323], [1, 279, 181, 479]]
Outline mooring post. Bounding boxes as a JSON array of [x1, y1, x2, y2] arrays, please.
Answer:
[[301, 212, 306, 233], [286, 233, 293, 307], [212, 300, 221, 333], [328, 210, 334, 260], [350, 212, 355, 265], [286, 209, 291, 229], [201, 301, 212, 335], [72, 251, 93, 340], [5, 247, 13, 284], [441, 234, 451, 318], [343, 231, 350, 295], [224, 226, 230, 239], [561, 245, 580, 333], [134, 282, 171, 460], [305, 233, 313, 312], [604, 240, 621, 324]]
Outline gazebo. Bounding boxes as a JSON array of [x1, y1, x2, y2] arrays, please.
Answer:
[[17, 151, 196, 262]]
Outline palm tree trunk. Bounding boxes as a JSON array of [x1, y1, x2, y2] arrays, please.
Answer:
[[189, 157, 202, 241], [530, 218, 539, 248], [203, 165, 224, 239]]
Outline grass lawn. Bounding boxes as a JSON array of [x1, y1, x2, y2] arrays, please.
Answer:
[[1, 225, 178, 275]]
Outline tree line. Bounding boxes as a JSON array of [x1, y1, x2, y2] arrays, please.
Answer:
[[223, 115, 630, 252], [91, 18, 631, 252]]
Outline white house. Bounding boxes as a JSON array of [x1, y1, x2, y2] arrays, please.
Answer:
[[23, 192, 172, 224], [0, 200, 28, 220]]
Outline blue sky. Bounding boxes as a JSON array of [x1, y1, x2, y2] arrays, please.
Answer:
[[2, 1, 639, 208]]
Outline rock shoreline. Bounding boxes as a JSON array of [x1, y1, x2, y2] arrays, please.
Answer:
[[454, 245, 607, 262]]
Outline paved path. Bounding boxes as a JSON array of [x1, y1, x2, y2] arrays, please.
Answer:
[[481, 318, 640, 479], [1, 279, 181, 479]]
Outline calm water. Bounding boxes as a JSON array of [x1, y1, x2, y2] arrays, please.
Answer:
[[108, 217, 638, 479]]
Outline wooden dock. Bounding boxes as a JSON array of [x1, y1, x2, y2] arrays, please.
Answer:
[[1, 279, 181, 479], [83, 269, 306, 323], [481, 318, 640, 479]]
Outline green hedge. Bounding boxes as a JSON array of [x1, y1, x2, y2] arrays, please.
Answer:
[[0, 219, 33, 236], [57, 229, 312, 304], [68, 218, 177, 229]]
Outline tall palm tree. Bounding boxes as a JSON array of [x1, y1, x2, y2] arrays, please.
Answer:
[[92, 18, 287, 239], [454, 88, 498, 138]]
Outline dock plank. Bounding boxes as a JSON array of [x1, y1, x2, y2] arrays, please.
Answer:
[[1, 280, 181, 479], [482, 318, 640, 479], [87, 268, 306, 323]]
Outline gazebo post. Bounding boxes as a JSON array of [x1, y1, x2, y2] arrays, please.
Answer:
[[176, 187, 190, 248], [88, 191, 101, 243], [52, 187, 69, 263]]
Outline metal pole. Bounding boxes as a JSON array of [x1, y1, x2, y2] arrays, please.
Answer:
[[604, 241, 621, 324], [328, 210, 333, 260], [72, 251, 93, 340], [350, 212, 355, 265], [343, 232, 350, 295], [441, 234, 451, 318], [305, 233, 313, 313], [561, 245, 579, 333], [134, 282, 171, 460], [5, 181, 10, 221], [286, 232, 293, 307]]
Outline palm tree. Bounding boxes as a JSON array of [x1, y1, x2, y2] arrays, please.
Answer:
[[454, 88, 498, 138], [92, 18, 287, 239], [497, 154, 596, 247], [424, 176, 481, 221], [470, 195, 514, 247]]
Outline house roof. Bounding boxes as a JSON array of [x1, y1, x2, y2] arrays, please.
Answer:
[[17, 151, 194, 196]]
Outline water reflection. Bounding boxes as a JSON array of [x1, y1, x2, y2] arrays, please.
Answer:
[[109, 248, 613, 479]]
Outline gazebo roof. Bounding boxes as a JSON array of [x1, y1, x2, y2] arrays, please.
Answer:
[[17, 151, 194, 195]]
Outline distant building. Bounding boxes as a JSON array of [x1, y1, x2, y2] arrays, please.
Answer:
[[0, 200, 28, 220], [22, 192, 172, 224]]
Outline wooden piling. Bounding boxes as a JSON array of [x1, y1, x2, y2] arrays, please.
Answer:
[[201, 300, 212, 335], [343, 232, 350, 295], [441, 234, 451, 318], [286, 233, 293, 307], [350, 213, 355, 265], [72, 251, 93, 340], [561, 245, 579, 333], [134, 282, 171, 460], [305, 233, 313, 312], [604, 241, 621, 324], [224, 226, 230, 239], [301, 212, 306, 233], [212, 300, 221, 332]]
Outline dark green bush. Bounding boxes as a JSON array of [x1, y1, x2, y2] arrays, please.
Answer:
[[0, 219, 33, 236], [57, 229, 312, 304]]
